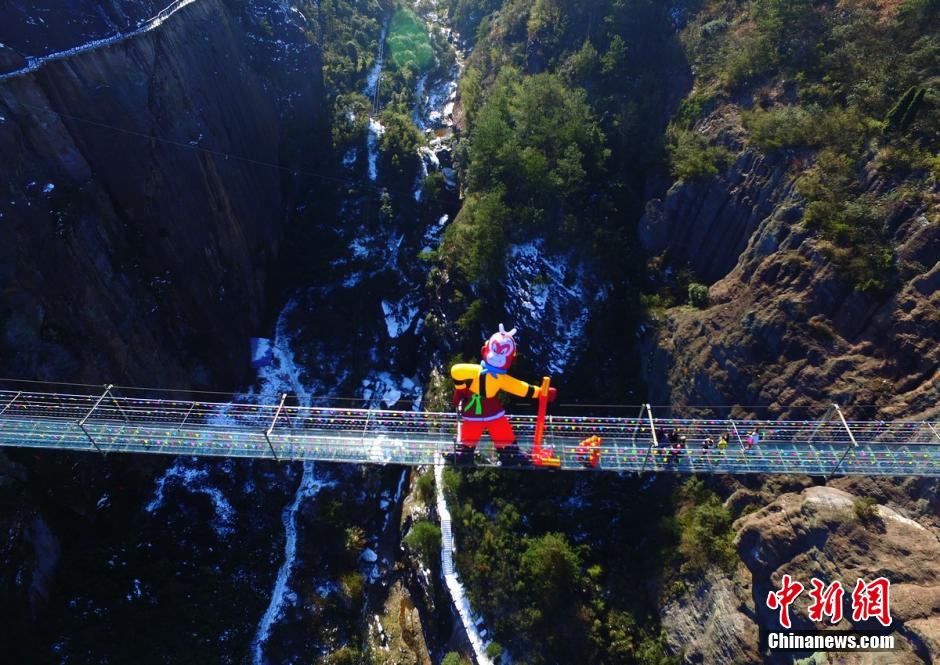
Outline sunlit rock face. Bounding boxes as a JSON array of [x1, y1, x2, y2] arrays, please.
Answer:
[[661, 485, 940, 665], [738, 486, 940, 663], [641, 90, 938, 664], [639, 120, 939, 419]]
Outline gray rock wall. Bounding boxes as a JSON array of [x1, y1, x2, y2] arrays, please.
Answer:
[[0, 0, 324, 388], [0, 1, 325, 654]]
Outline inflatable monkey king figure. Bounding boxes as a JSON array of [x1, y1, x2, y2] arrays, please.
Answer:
[[450, 324, 557, 462]]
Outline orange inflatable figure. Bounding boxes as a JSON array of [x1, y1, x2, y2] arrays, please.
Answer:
[[575, 435, 603, 468]]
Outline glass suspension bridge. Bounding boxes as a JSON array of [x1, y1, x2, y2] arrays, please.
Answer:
[[0, 383, 938, 477]]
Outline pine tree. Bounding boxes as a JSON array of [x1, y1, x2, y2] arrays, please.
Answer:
[[898, 87, 926, 131], [884, 85, 923, 132]]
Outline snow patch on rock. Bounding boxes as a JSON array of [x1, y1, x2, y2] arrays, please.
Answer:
[[366, 118, 386, 182], [145, 458, 236, 538], [805, 486, 855, 510], [435, 461, 495, 665], [252, 465, 332, 665], [503, 241, 606, 375], [382, 297, 420, 339], [876, 505, 927, 531]]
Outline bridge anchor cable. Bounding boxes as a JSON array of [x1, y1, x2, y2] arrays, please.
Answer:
[[360, 406, 375, 455], [175, 401, 196, 433], [454, 401, 464, 458], [729, 418, 745, 449], [927, 422, 940, 442], [0, 391, 21, 417], [828, 404, 859, 480], [639, 404, 658, 475], [77, 384, 118, 455], [262, 393, 288, 462]]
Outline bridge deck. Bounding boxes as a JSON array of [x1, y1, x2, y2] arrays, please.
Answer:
[[0, 388, 938, 476]]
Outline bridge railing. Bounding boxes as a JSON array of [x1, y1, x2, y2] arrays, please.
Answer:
[[0, 385, 938, 475]]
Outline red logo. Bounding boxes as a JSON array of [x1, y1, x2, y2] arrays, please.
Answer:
[[766, 574, 804, 629], [808, 579, 845, 624], [851, 577, 892, 627], [767, 576, 892, 628]]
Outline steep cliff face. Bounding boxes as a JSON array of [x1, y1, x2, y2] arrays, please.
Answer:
[[738, 485, 940, 662], [0, 0, 164, 65], [663, 484, 940, 664], [0, 0, 324, 388], [639, 116, 796, 286], [639, 127, 939, 420], [0, 1, 326, 656]]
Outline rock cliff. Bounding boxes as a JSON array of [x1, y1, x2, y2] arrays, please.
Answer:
[[737, 486, 940, 661], [643, 102, 939, 662], [0, 0, 325, 656], [662, 484, 940, 664], [639, 113, 938, 421], [0, 1, 165, 64], [0, 0, 324, 388]]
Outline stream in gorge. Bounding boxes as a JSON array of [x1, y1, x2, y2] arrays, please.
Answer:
[[145, 2, 468, 662]]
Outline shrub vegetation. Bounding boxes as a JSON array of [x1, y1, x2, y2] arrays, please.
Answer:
[[688, 283, 710, 309], [405, 520, 442, 568], [416, 471, 436, 507]]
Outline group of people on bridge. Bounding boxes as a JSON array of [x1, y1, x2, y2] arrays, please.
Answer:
[[654, 427, 764, 465]]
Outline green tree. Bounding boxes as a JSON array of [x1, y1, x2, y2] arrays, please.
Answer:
[[331, 93, 371, 152], [405, 520, 442, 566], [601, 34, 627, 75], [666, 127, 730, 180], [754, 0, 816, 61], [441, 652, 468, 665], [885, 86, 926, 132], [459, 66, 484, 124], [440, 190, 509, 286], [319, 646, 371, 665], [344, 526, 366, 559], [676, 478, 737, 572], [853, 496, 880, 524], [377, 109, 423, 183], [560, 39, 600, 84], [467, 68, 606, 229], [387, 9, 434, 72], [416, 471, 436, 506], [528, 0, 569, 50], [520, 532, 582, 608], [447, 0, 503, 42]]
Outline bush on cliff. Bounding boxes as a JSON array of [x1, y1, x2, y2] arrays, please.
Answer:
[[667, 127, 730, 180], [688, 283, 710, 309]]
